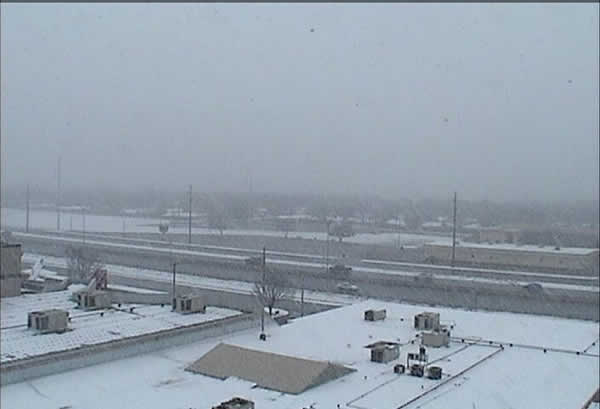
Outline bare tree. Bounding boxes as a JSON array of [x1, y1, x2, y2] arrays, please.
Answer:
[[207, 206, 228, 236], [254, 270, 295, 316], [330, 220, 354, 243], [275, 217, 295, 238], [65, 245, 104, 284]]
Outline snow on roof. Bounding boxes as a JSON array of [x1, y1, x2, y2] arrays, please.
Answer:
[[1, 300, 597, 409], [427, 241, 598, 255], [0, 289, 241, 364]]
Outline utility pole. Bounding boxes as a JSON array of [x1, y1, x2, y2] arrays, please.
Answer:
[[451, 192, 457, 267], [171, 262, 177, 310], [260, 246, 266, 334], [300, 272, 305, 317], [325, 220, 331, 273], [25, 184, 30, 233], [56, 156, 61, 231], [82, 206, 87, 245], [188, 185, 192, 245]]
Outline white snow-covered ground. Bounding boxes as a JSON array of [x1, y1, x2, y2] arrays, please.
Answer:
[[2, 207, 450, 245], [1, 300, 598, 409], [0, 289, 241, 364]]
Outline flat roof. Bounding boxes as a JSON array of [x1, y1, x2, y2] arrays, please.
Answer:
[[1, 300, 597, 409], [427, 241, 598, 255], [0, 288, 242, 364]]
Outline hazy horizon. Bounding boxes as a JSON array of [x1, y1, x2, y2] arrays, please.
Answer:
[[2, 4, 599, 203]]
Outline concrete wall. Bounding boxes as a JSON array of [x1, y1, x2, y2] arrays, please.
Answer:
[[110, 274, 335, 316], [424, 243, 599, 273], [0, 277, 22, 298], [107, 288, 171, 305], [1, 244, 22, 277], [1, 244, 23, 298], [0, 313, 261, 386]]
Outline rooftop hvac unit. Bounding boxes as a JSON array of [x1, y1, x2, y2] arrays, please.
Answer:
[[77, 290, 112, 310], [212, 397, 255, 409], [27, 309, 69, 334], [409, 363, 424, 377], [364, 309, 386, 321], [421, 327, 450, 348], [414, 312, 440, 331], [174, 294, 206, 314], [427, 366, 442, 380], [365, 341, 400, 363]]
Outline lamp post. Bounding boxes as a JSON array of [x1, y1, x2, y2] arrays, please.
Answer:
[[325, 219, 332, 273], [172, 261, 177, 310]]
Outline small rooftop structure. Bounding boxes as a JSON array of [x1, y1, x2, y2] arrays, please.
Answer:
[[186, 343, 355, 394], [76, 290, 111, 310], [422, 327, 450, 348], [27, 309, 69, 334], [414, 312, 440, 331], [174, 294, 205, 314], [365, 341, 400, 363], [364, 309, 386, 321], [212, 397, 255, 409]]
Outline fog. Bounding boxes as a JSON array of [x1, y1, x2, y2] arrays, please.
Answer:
[[1, 4, 598, 202]]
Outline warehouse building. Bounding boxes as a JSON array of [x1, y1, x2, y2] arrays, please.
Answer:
[[424, 242, 599, 273]]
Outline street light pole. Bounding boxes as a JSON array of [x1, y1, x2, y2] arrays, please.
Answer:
[[325, 220, 331, 273], [451, 192, 457, 268], [82, 207, 86, 245], [300, 272, 305, 317]]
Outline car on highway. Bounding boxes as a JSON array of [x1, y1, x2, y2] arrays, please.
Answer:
[[245, 256, 263, 268], [336, 281, 360, 295], [329, 264, 352, 276], [523, 282, 544, 293]]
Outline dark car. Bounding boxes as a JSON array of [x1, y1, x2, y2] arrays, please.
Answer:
[[328, 264, 352, 275], [245, 256, 263, 267]]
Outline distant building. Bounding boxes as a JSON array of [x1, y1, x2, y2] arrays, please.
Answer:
[[1, 242, 25, 298], [424, 241, 599, 272], [476, 228, 521, 244]]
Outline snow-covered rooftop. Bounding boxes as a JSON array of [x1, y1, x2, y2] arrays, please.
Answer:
[[0, 289, 242, 364], [2, 300, 597, 409]]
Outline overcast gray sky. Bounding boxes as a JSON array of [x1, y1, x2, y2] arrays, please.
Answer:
[[1, 4, 598, 202]]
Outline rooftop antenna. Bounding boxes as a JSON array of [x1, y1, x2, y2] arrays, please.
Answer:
[[451, 192, 457, 267]]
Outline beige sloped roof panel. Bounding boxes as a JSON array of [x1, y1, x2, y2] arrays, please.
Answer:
[[185, 343, 355, 394]]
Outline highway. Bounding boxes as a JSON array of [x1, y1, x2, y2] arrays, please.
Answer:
[[14, 232, 600, 321], [13, 231, 599, 288]]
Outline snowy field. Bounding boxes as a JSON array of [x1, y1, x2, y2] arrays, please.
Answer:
[[1, 300, 598, 409], [2, 207, 450, 245], [0, 289, 242, 364]]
